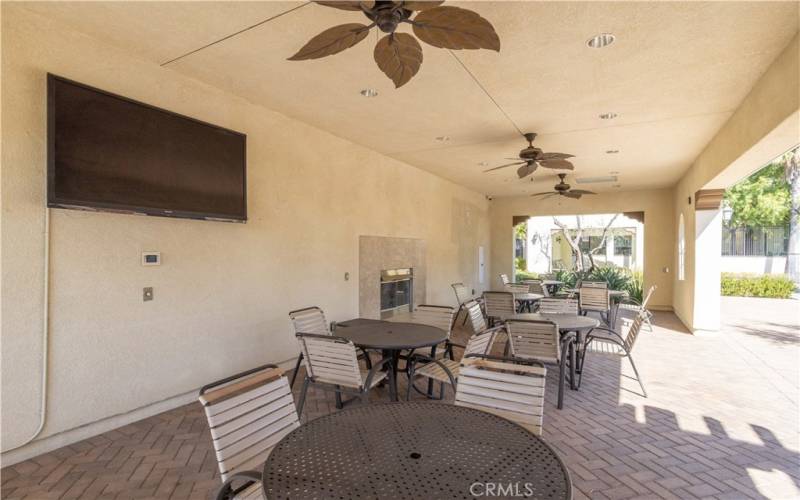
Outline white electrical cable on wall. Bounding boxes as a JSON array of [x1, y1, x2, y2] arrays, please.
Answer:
[[2, 208, 50, 454]]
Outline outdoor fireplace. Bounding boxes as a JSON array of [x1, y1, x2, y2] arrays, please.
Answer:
[[380, 268, 413, 319]]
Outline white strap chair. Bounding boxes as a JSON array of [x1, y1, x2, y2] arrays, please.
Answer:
[[288, 306, 330, 388], [482, 291, 516, 325], [619, 285, 657, 331], [506, 319, 574, 409], [581, 281, 608, 288], [538, 297, 579, 315], [295, 333, 394, 415], [199, 364, 300, 500], [406, 326, 501, 400], [523, 279, 550, 298], [455, 356, 547, 436], [581, 312, 648, 397], [499, 273, 511, 286], [579, 286, 611, 324]]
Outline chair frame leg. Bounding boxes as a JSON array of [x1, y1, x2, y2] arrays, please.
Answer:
[[297, 377, 310, 418], [557, 353, 566, 409], [290, 352, 304, 389], [627, 353, 647, 397], [334, 386, 343, 409]]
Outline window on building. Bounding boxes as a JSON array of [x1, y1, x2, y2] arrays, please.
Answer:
[[678, 214, 686, 281], [578, 235, 606, 254], [614, 234, 633, 256]]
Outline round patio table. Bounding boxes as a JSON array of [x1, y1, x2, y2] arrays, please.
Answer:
[[262, 401, 572, 500], [513, 292, 544, 312], [336, 319, 447, 401]]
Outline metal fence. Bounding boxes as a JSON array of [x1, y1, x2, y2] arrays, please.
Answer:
[[721, 226, 788, 256]]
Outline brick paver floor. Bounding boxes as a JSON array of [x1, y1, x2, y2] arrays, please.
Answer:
[[2, 297, 799, 499]]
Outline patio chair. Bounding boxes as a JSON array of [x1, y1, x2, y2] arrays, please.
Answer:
[[482, 291, 516, 325], [499, 273, 511, 286], [406, 327, 501, 400], [538, 297, 579, 315], [580, 311, 648, 397], [288, 306, 330, 389], [455, 355, 547, 435], [464, 300, 505, 337], [506, 319, 574, 409], [619, 285, 657, 331], [396, 304, 456, 358], [289, 306, 371, 389], [198, 364, 300, 500], [451, 282, 481, 326], [581, 281, 608, 288], [579, 286, 611, 325], [524, 279, 550, 298], [295, 333, 394, 415]]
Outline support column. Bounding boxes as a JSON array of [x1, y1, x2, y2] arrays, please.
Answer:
[[693, 190, 724, 332]]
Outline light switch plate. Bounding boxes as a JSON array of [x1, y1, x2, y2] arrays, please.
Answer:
[[143, 287, 153, 301]]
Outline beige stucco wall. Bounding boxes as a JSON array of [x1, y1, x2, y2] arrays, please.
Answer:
[[672, 34, 799, 329], [1, 5, 490, 456], [489, 189, 675, 310]]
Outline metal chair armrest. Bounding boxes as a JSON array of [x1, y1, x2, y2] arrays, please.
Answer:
[[586, 326, 626, 346], [215, 471, 262, 500], [407, 354, 457, 387], [364, 355, 394, 389], [464, 353, 546, 369]]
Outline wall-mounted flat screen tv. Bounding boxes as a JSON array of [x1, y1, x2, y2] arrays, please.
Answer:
[[48, 74, 247, 222]]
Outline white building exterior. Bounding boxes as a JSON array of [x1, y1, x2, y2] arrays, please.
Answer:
[[524, 213, 645, 274]]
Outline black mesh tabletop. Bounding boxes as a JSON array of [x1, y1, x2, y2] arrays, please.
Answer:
[[335, 320, 447, 350], [262, 402, 572, 499]]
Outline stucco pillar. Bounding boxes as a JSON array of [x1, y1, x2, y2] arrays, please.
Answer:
[[692, 190, 724, 332]]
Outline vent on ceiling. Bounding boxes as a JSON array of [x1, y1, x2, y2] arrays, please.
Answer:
[[575, 175, 618, 184]]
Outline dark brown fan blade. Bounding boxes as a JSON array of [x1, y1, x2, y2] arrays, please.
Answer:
[[504, 157, 523, 160], [539, 159, 574, 170], [484, 161, 524, 172], [374, 33, 423, 88], [569, 189, 596, 195], [411, 6, 500, 51], [530, 191, 556, 197], [516, 163, 537, 179], [313, 1, 364, 11], [288, 23, 371, 60], [403, 1, 444, 10], [538, 152, 574, 161], [563, 191, 582, 199]]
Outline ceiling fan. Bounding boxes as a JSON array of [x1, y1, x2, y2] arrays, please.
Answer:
[[531, 174, 596, 199], [483, 133, 575, 179], [288, 1, 499, 88]]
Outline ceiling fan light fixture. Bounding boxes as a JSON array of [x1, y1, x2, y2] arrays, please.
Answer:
[[587, 33, 615, 49], [599, 112, 618, 120], [360, 88, 379, 97], [435, 136, 450, 142]]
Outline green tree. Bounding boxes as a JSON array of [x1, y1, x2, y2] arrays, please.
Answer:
[[724, 163, 790, 227]]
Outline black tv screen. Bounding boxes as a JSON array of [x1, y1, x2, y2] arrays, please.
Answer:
[[48, 74, 247, 221]]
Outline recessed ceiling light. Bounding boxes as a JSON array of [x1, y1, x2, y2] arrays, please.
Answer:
[[609, 171, 620, 175], [606, 150, 620, 154], [435, 136, 450, 142], [613, 184, 622, 188], [478, 161, 488, 166], [359, 88, 378, 97], [599, 112, 618, 120], [587, 33, 615, 49]]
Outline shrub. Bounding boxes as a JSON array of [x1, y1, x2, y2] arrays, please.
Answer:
[[624, 270, 644, 304], [721, 273, 795, 298], [514, 270, 539, 281]]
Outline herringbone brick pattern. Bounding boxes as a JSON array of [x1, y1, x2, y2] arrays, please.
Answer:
[[2, 298, 799, 499]]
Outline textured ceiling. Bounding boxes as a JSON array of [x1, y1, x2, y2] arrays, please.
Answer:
[[22, 1, 800, 196]]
